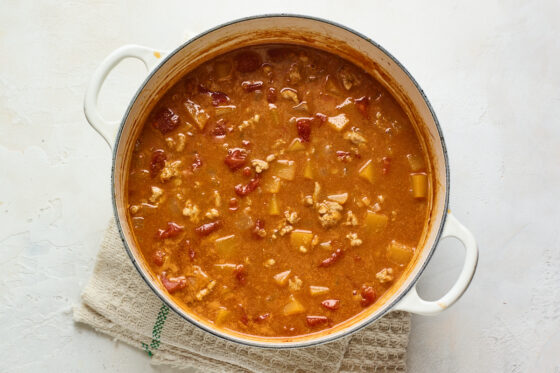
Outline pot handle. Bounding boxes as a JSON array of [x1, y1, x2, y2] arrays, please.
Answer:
[[393, 213, 478, 315], [83, 45, 167, 149]]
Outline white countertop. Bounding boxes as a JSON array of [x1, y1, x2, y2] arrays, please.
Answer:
[[1, 1, 559, 372]]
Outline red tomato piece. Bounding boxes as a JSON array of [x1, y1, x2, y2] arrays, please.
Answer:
[[241, 80, 264, 92], [234, 177, 260, 197], [149, 149, 167, 177], [195, 220, 222, 236], [160, 272, 186, 294], [224, 148, 248, 170], [296, 118, 312, 142], [152, 250, 166, 266], [306, 316, 329, 327], [152, 107, 180, 134], [321, 299, 340, 310], [360, 285, 377, 307], [157, 222, 184, 239], [354, 96, 370, 118]]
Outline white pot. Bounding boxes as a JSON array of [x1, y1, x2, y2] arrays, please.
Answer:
[[84, 14, 478, 348]]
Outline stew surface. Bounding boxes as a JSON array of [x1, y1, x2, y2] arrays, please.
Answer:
[[127, 44, 431, 338]]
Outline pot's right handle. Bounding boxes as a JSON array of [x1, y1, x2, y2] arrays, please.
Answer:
[[393, 213, 478, 315], [84, 45, 167, 149]]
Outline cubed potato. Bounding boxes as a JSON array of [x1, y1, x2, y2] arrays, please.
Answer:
[[270, 107, 280, 125], [287, 138, 305, 152], [411, 173, 428, 199], [364, 211, 388, 232], [273, 270, 291, 286], [319, 241, 332, 250], [309, 286, 330, 296], [263, 176, 282, 194], [407, 153, 425, 171], [283, 295, 305, 316], [387, 240, 414, 266], [358, 159, 375, 184], [184, 99, 210, 130], [303, 159, 313, 180], [290, 229, 314, 249], [215, 307, 230, 325], [327, 193, 348, 204], [327, 114, 349, 132], [269, 194, 280, 215], [214, 235, 239, 258], [274, 160, 296, 181], [214, 105, 236, 116]]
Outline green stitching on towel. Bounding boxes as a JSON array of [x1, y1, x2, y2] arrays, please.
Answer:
[[142, 303, 170, 356]]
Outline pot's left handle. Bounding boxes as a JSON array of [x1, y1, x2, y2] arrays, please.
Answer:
[[84, 45, 167, 149]]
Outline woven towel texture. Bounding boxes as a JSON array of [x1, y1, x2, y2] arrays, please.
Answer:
[[74, 220, 410, 372]]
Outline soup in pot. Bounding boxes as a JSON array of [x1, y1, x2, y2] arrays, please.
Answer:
[[127, 44, 431, 337]]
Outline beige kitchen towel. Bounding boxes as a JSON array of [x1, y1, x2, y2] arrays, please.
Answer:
[[74, 220, 411, 372]]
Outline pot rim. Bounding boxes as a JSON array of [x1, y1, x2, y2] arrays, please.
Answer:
[[110, 13, 450, 349]]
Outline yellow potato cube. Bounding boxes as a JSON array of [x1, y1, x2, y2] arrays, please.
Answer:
[[290, 229, 314, 249], [411, 173, 428, 199], [365, 211, 388, 232], [215, 307, 230, 326], [327, 113, 349, 132], [274, 160, 296, 181], [283, 295, 305, 316], [214, 235, 239, 258], [309, 286, 330, 296], [358, 159, 375, 184], [273, 270, 291, 286], [327, 193, 348, 204], [287, 138, 306, 152], [387, 240, 414, 266], [303, 159, 314, 180], [263, 176, 282, 194], [269, 194, 280, 215]]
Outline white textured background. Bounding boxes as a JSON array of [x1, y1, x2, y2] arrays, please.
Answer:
[[1, 1, 559, 372]]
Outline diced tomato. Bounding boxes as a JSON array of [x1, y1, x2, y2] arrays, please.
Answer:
[[157, 222, 184, 239], [321, 299, 340, 310], [360, 285, 377, 307], [192, 153, 203, 171], [306, 316, 329, 327], [252, 219, 265, 239], [234, 177, 260, 197], [235, 51, 262, 73], [195, 220, 222, 236], [152, 250, 166, 266], [152, 107, 180, 134], [296, 118, 312, 142], [255, 313, 270, 322], [149, 149, 167, 177], [160, 272, 186, 294], [210, 91, 230, 106], [234, 264, 247, 284], [241, 80, 264, 92], [242, 166, 252, 177], [382, 157, 391, 175], [336, 150, 352, 163], [210, 119, 228, 138], [229, 198, 239, 211], [267, 87, 277, 103], [224, 148, 248, 170], [319, 248, 344, 267], [354, 96, 370, 118]]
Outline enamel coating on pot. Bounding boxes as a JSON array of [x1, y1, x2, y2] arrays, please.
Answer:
[[104, 14, 464, 348]]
